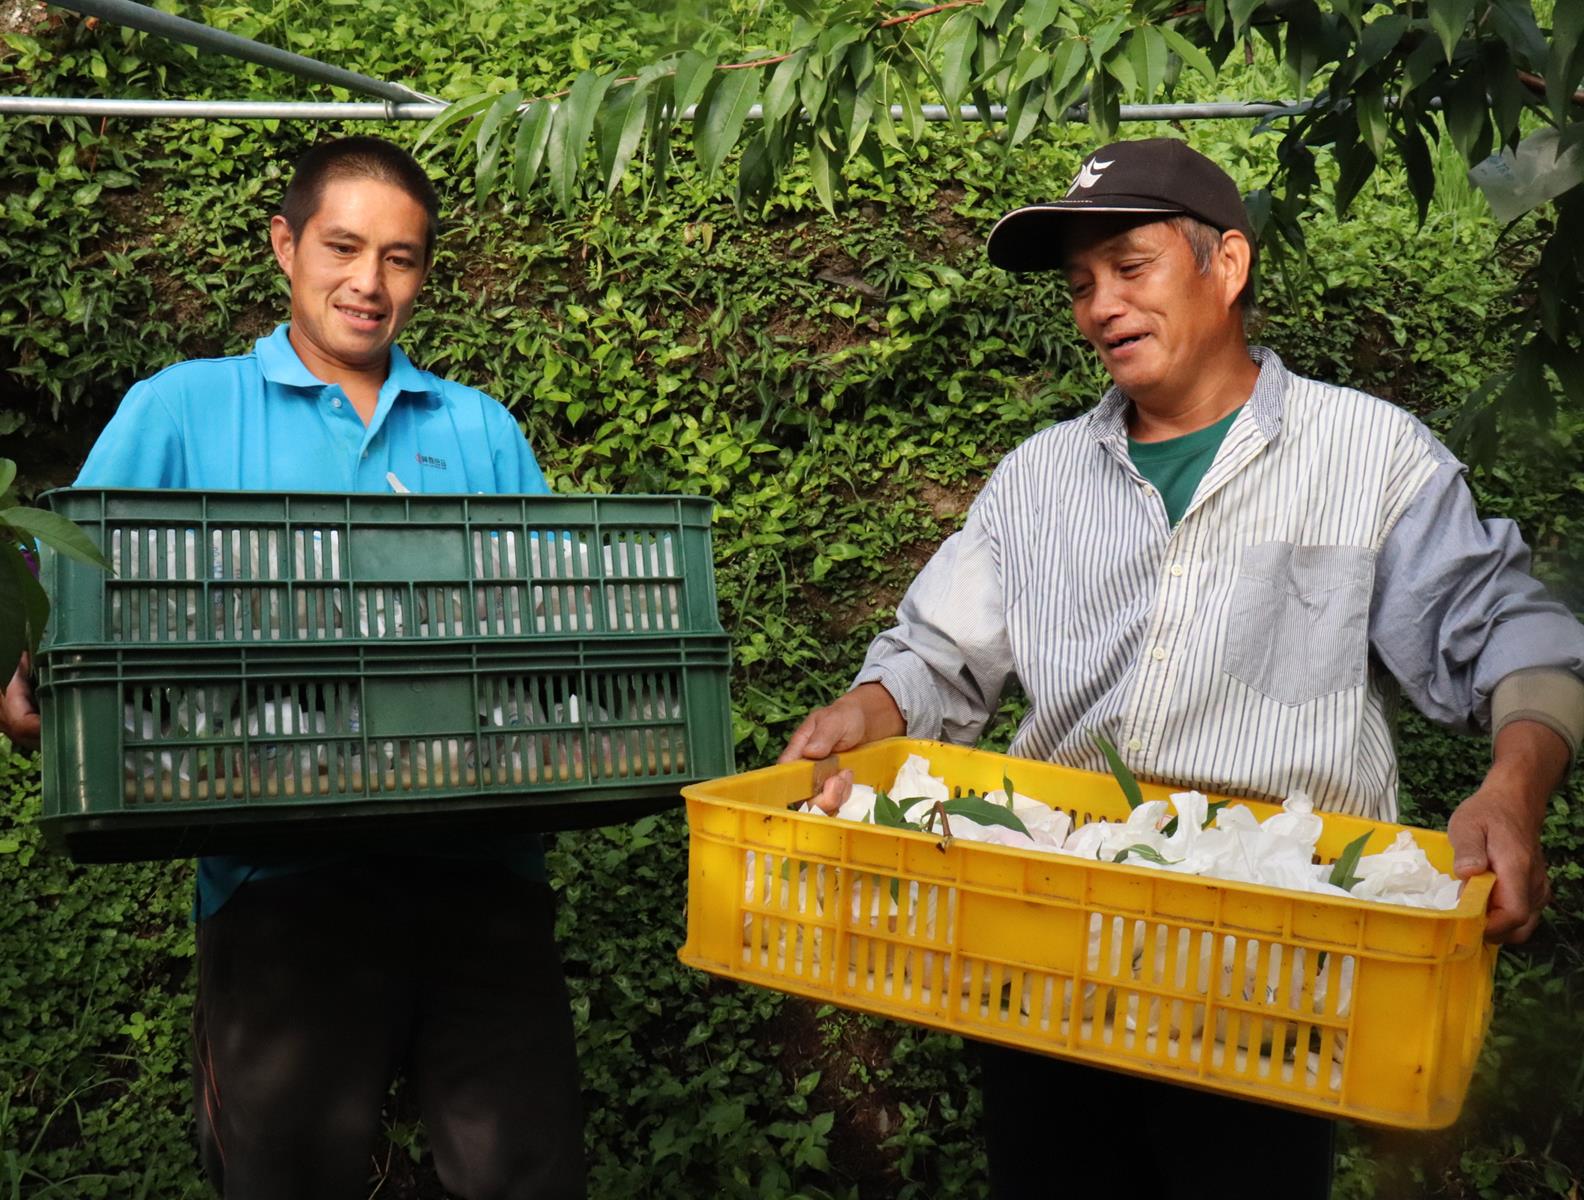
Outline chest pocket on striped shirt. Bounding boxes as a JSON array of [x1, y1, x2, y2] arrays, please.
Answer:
[[1224, 542, 1375, 706]]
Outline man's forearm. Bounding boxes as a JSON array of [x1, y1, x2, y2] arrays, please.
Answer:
[[1487, 718, 1570, 815]]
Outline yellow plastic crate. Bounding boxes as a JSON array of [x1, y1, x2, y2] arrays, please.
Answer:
[[679, 738, 1499, 1129]]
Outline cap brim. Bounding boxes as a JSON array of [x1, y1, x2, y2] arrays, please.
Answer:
[[986, 198, 1184, 272]]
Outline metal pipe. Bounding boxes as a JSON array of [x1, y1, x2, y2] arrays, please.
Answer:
[[0, 96, 1321, 122], [53, 0, 434, 104], [0, 97, 440, 119]]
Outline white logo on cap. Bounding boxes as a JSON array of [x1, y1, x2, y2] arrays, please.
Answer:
[[1067, 156, 1115, 195]]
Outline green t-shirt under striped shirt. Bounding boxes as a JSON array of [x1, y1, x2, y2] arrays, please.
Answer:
[[1128, 406, 1244, 527]]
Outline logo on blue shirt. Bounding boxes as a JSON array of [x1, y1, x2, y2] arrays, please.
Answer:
[[417, 452, 448, 470]]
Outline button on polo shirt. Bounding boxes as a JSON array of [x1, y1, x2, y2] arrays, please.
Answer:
[[76, 324, 551, 918]]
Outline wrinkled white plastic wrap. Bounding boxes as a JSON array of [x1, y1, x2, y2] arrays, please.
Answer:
[[806, 756, 1459, 911], [739, 755, 1464, 1081]]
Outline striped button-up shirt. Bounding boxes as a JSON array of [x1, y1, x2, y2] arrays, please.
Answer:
[[855, 348, 1584, 820]]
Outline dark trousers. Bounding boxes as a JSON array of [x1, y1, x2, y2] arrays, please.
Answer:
[[978, 1042, 1336, 1200], [192, 858, 586, 1200]]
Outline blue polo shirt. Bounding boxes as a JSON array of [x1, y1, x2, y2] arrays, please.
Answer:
[[75, 324, 551, 918]]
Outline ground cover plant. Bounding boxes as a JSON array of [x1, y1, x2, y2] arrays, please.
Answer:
[[3, 0, 1583, 1196]]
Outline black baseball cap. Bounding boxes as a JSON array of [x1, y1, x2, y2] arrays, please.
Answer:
[[986, 138, 1255, 273]]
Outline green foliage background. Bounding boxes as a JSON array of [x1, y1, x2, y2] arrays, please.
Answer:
[[2, 1, 1582, 1196]]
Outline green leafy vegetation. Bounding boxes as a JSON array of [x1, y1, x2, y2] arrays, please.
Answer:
[[2, 0, 1582, 1195], [0, 456, 111, 686], [428, 0, 1582, 456]]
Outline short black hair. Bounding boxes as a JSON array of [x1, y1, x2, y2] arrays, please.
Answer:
[[280, 136, 440, 262]]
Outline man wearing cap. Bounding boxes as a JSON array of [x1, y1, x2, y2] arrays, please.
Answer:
[[781, 137, 1584, 1197]]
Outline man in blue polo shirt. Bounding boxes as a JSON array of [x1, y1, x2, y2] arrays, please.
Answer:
[[1, 136, 584, 1199]]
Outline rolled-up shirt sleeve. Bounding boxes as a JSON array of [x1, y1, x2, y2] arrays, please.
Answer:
[[1371, 459, 1584, 736], [853, 477, 1016, 745]]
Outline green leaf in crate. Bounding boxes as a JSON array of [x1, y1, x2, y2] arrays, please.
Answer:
[[1113, 844, 1180, 866], [1092, 732, 1143, 809], [872, 792, 918, 830], [942, 795, 1030, 837], [1002, 773, 1016, 810], [1162, 799, 1230, 837], [1328, 831, 1372, 890]]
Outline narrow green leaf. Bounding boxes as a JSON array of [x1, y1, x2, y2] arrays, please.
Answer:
[[597, 80, 653, 198], [0, 542, 49, 685], [1006, 80, 1045, 146], [809, 132, 838, 213], [673, 50, 716, 120], [735, 133, 775, 212], [1399, 32, 1445, 102], [1327, 831, 1372, 890], [1002, 773, 1016, 808], [799, 55, 831, 120], [1553, 5, 1584, 120], [1161, 798, 1231, 839], [937, 11, 979, 113], [1087, 63, 1120, 137], [845, 80, 876, 163], [872, 791, 917, 830], [644, 75, 676, 196], [695, 68, 761, 177], [1105, 38, 1140, 94], [1228, 0, 1263, 37], [1088, 14, 1127, 64], [2, 507, 110, 570], [474, 88, 522, 199], [1484, 0, 1549, 71], [1397, 122, 1434, 225], [547, 70, 615, 212], [848, 40, 875, 89], [1443, 67, 1492, 165], [1047, 38, 1089, 98], [874, 87, 903, 152], [1129, 26, 1169, 99], [1091, 732, 1143, 809], [1153, 26, 1210, 84], [818, 21, 863, 58], [1486, 51, 1527, 145], [412, 91, 495, 154], [1205, 0, 1227, 39], [1334, 137, 1377, 216], [763, 49, 806, 125], [1114, 844, 1180, 866], [942, 796, 1031, 836], [511, 100, 556, 195], [1427, 0, 1476, 62], [1349, 12, 1409, 83], [1019, 0, 1063, 39], [1282, 1, 1323, 97], [1011, 45, 1051, 92], [896, 71, 925, 140], [1355, 84, 1389, 159], [0, 460, 15, 498]]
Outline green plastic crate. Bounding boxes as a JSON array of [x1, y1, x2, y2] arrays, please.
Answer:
[[35, 489, 734, 860], [41, 489, 721, 647]]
